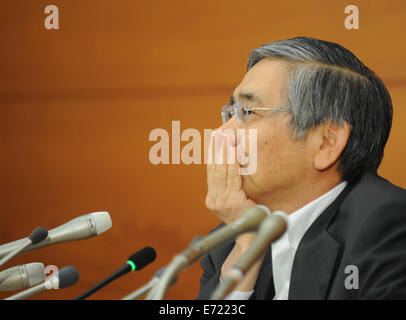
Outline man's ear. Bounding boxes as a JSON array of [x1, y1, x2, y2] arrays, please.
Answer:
[[314, 121, 351, 171]]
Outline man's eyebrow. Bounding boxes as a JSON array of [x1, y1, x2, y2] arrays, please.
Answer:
[[230, 92, 263, 105]]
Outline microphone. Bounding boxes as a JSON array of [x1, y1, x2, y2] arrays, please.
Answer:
[[0, 263, 45, 290], [0, 227, 48, 269], [210, 211, 288, 300], [123, 236, 202, 300], [146, 205, 271, 300], [0, 212, 112, 259], [75, 247, 157, 300], [5, 266, 79, 300], [121, 267, 178, 300]]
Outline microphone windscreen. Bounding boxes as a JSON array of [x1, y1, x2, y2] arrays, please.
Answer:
[[128, 247, 156, 271], [28, 227, 48, 244], [58, 266, 80, 289], [90, 212, 112, 235], [26, 263, 46, 286]]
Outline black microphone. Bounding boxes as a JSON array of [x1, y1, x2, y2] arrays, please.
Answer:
[[75, 247, 157, 300], [0, 227, 48, 269]]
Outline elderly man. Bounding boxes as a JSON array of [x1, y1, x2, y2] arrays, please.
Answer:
[[197, 37, 406, 300]]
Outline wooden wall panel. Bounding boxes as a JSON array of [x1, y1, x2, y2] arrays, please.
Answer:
[[0, 0, 405, 299]]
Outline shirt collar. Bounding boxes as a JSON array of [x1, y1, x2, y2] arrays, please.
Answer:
[[286, 181, 348, 251]]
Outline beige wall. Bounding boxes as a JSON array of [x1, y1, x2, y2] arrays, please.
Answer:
[[0, 0, 405, 299]]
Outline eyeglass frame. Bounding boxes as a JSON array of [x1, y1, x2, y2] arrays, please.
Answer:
[[221, 101, 291, 125]]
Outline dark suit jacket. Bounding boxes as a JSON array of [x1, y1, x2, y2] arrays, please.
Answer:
[[196, 172, 406, 299]]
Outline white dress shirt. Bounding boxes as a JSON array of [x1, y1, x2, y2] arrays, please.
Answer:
[[224, 181, 348, 300]]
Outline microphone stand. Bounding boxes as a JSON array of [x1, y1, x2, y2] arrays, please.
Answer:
[[210, 211, 287, 300]]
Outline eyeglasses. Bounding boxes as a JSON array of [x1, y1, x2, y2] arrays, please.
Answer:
[[221, 101, 290, 125]]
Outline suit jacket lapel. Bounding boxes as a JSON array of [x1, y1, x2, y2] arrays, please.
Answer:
[[288, 182, 354, 300], [289, 230, 340, 299]]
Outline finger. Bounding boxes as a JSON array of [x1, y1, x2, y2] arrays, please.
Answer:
[[206, 130, 216, 191], [226, 145, 242, 192], [223, 129, 236, 165], [212, 131, 228, 195], [222, 130, 241, 191]]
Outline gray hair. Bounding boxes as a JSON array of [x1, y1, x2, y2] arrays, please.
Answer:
[[247, 37, 393, 183]]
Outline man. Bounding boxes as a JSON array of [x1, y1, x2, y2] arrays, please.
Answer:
[[197, 37, 406, 300]]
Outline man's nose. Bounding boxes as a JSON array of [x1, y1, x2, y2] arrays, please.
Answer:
[[219, 116, 237, 132]]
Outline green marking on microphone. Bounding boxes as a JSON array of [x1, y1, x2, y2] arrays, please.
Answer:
[[127, 260, 136, 271]]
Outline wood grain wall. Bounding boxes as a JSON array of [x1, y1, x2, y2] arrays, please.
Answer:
[[0, 0, 405, 299]]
